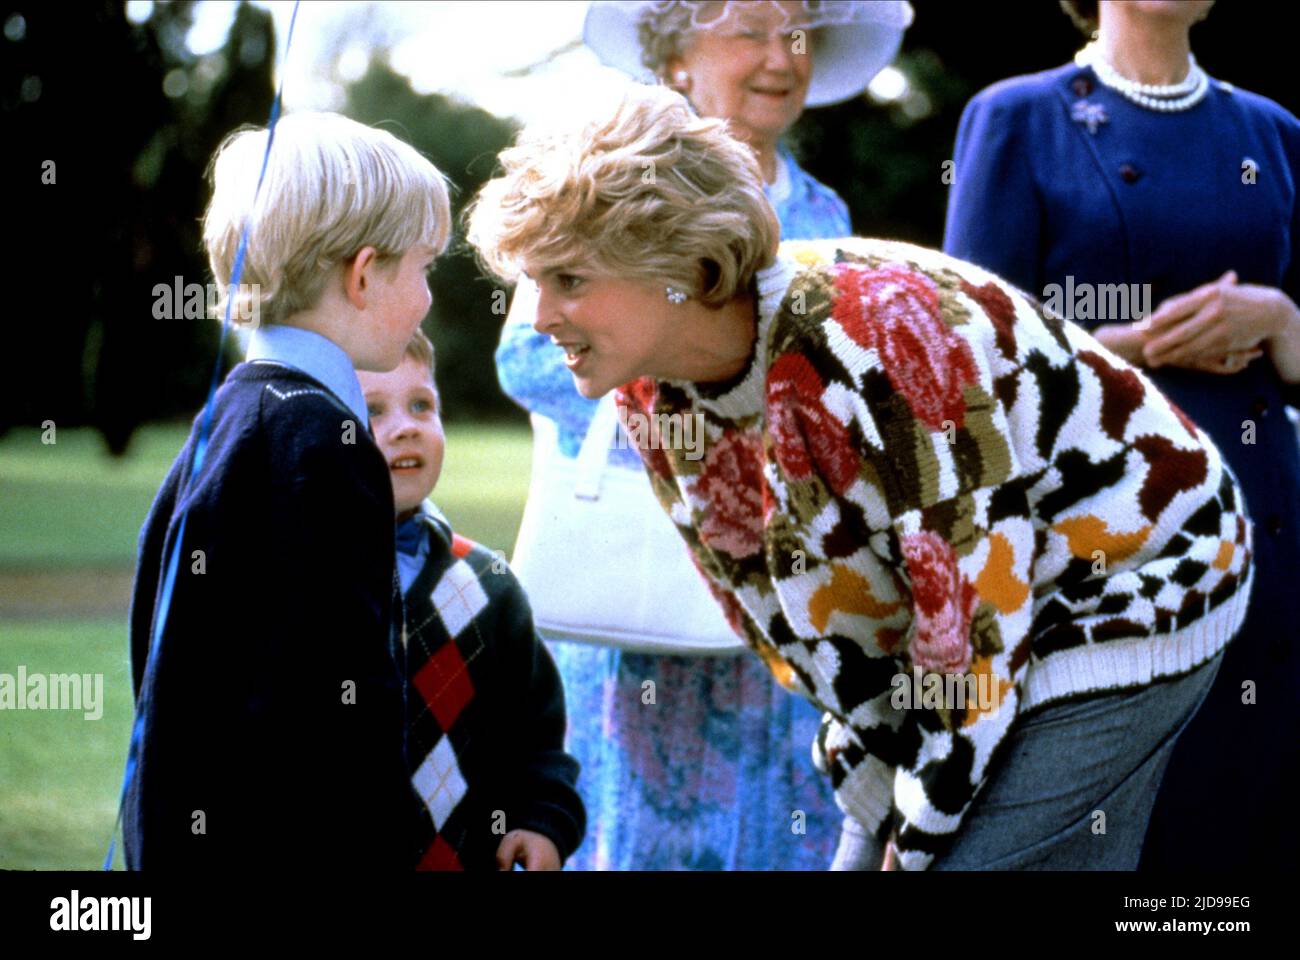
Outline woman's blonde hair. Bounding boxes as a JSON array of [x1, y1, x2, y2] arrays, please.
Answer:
[[204, 112, 451, 327], [464, 84, 779, 308]]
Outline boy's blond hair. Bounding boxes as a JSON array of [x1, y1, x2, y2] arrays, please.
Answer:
[[464, 84, 778, 308], [204, 112, 451, 327]]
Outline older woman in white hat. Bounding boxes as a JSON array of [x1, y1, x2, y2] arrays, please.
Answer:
[[494, 0, 912, 870], [588, 0, 910, 228]]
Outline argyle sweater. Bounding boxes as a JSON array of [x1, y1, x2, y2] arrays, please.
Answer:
[[400, 507, 584, 870], [615, 238, 1254, 871]]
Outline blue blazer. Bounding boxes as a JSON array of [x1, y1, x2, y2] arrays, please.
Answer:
[[944, 62, 1300, 318], [943, 61, 1300, 631]]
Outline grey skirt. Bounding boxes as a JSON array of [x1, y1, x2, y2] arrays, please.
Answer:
[[830, 652, 1224, 871]]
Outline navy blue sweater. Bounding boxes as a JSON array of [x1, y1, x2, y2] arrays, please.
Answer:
[[124, 362, 424, 869]]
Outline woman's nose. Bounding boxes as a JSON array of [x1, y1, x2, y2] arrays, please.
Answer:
[[764, 32, 797, 71], [533, 283, 562, 334]]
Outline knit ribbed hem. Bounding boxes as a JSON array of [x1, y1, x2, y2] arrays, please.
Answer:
[[1020, 565, 1253, 713]]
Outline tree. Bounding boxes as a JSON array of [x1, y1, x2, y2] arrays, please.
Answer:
[[2, 0, 274, 454], [343, 59, 519, 421]]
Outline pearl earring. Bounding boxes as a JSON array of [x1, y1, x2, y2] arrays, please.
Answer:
[[665, 286, 689, 304], [673, 70, 689, 87]]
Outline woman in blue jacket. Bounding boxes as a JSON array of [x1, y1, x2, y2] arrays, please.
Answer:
[[944, 0, 1300, 869]]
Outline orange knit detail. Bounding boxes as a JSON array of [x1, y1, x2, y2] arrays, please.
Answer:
[[961, 654, 1014, 727], [808, 564, 901, 634], [974, 532, 1030, 614], [451, 534, 476, 559], [757, 643, 798, 690], [1052, 515, 1151, 562]]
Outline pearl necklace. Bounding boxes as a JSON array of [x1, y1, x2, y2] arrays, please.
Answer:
[[1074, 41, 1210, 112]]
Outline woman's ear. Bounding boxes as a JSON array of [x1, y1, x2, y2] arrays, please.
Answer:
[[662, 57, 691, 96], [699, 258, 722, 299], [344, 246, 380, 310]]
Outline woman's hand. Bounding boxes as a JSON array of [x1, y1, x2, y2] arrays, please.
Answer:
[[1140, 271, 1291, 371], [1092, 320, 1260, 373], [1176, 347, 1265, 376], [1093, 321, 1151, 367]]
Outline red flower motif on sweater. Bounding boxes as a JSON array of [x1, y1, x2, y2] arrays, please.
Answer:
[[902, 530, 977, 675], [767, 353, 859, 495], [832, 265, 980, 430], [959, 278, 1019, 362], [615, 377, 673, 481], [690, 430, 766, 559]]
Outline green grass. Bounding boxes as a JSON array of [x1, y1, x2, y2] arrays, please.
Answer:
[[0, 619, 133, 870], [0, 427, 191, 570], [430, 422, 534, 558], [0, 420, 533, 869], [0, 422, 534, 569]]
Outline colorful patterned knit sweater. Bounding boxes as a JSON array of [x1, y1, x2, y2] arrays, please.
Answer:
[[615, 238, 1254, 871]]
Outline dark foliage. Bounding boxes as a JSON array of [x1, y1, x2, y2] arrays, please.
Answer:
[[3, 0, 1295, 454]]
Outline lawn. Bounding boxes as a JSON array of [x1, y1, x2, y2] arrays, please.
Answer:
[[0, 420, 534, 869], [0, 421, 535, 570], [0, 619, 133, 869]]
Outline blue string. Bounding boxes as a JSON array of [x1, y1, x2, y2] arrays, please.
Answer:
[[104, 0, 300, 871]]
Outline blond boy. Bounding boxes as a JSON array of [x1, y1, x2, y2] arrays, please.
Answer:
[[125, 113, 449, 869]]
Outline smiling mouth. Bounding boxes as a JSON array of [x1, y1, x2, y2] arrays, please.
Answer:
[[554, 340, 591, 364], [390, 456, 424, 472]]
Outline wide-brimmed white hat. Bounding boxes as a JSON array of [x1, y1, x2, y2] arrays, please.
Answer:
[[583, 0, 915, 107]]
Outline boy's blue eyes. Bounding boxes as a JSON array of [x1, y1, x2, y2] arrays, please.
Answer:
[[367, 399, 437, 418], [558, 274, 583, 292]]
